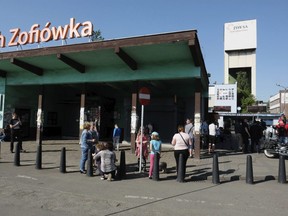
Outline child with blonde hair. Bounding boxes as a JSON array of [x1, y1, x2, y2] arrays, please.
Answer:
[[148, 131, 162, 179]]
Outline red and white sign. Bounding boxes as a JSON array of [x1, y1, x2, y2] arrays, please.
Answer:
[[139, 87, 150, 105]]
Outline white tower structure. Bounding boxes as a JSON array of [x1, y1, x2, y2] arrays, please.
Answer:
[[224, 19, 257, 97]]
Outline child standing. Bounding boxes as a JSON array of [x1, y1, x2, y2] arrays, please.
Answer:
[[148, 131, 162, 179], [135, 127, 150, 171]]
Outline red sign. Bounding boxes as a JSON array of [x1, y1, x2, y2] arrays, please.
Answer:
[[139, 87, 150, 105]]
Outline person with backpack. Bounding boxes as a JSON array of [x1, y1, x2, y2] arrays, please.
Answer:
[[148, 131, 162, 179]]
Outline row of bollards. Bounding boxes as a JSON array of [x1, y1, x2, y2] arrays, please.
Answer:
[[15, 145, 127, 178], [211, 153, 287, 185], [14, 143, 42, 168], [12, 144, 287, 184]]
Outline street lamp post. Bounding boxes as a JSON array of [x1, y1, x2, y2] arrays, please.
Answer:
[[276, 84, 287, 115]]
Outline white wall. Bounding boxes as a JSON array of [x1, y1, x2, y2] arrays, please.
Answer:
[[224, 50, 256, 96], [224, 19, 257, 51]]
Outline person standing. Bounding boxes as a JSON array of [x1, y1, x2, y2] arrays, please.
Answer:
[[135, 127, 150, 171], [90, 123, 99, 154], [276, 113, 287, 144], [208, 121, 217, 154], [171, 125, 192, 181], [147, 123, 153, 135], [90, 123, 99, 143], [200, 119, 209, 149], [234, 120, 243, 151], [249, 120, 263, 153], [148, 131, 162, 179], [79, 122, 95, 174], [9, 112, 24, 153], [241, 119, 251, 154], [112, 124, 121, 151], [185, 118, 195, 158]]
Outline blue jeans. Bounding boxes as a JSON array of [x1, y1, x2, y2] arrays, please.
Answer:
[[80, 147, 89, 171], [113, 136, 120, 149]]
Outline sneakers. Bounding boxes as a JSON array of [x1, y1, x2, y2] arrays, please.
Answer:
[[100, 174, 114, 181], [80, 170, 87, 174], [148, 176, 152, 179]]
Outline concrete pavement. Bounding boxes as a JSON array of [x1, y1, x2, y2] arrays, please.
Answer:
[[0, 139, 286, 183], [1, 140, 288, 216]]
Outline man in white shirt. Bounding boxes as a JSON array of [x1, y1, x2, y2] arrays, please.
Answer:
[[208, 121, 217, 154]]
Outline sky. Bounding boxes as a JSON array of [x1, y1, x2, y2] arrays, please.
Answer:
[[0, 0, 287, 102]]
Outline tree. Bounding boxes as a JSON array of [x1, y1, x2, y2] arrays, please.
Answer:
[[91, 30, 104, 41], [236, 71, 256, 113]]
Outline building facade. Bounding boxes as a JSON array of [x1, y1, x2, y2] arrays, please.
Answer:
[[269, 90, 288, 116], [209, 83, 237, 114], [0, 27, 209, 158], [224, 19, 257, 97]]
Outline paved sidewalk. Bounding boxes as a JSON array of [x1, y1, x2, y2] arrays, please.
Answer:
[[0, 139, 286, 183], [1, 139, 288, 216]]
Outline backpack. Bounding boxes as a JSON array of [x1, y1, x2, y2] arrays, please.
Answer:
[[201, 122, 209, 135]]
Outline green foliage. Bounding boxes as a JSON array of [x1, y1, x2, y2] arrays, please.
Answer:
[[241, 93, 256, 112], [237, 71, 251, 92], [91, 30, 104, 41], [236, 71, 255, 113]]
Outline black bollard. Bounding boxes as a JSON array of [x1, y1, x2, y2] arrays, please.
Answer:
[[86, 149, 93, 177], [278, 154, 287, 184], [177, 153, 185, 182], [212, 153, 220, 184], [118, 150, 126, 179], [60, 147, 66, 173], [35, 145, 42, 169], [14, 143, 20, 166], [246, 155, 254, 184], [152, 152, 160, 181]]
